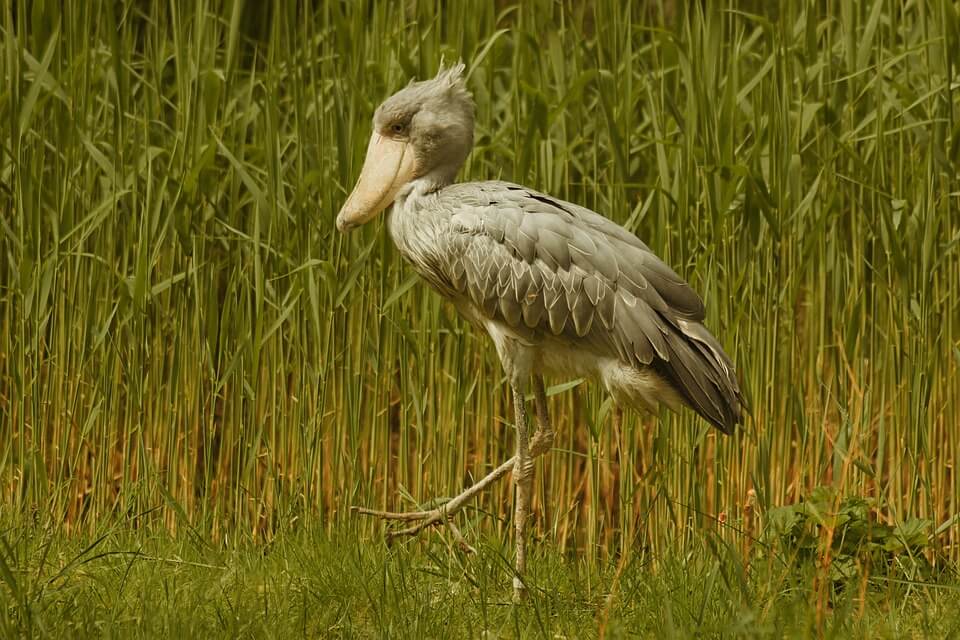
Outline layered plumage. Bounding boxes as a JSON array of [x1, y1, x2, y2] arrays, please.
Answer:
[[390, 180, 744, 433]]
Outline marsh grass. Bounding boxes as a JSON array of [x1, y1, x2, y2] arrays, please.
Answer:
[[1, 519, 959, 638], [1, 0, 959, 587]]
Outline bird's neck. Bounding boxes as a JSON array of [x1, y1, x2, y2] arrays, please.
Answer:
[[413, 167, 458, 194], [396, 173, 453, 209], [388, 179, 454, 295]]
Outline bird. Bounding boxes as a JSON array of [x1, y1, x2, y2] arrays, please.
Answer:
[[337, 63, 745, 602]]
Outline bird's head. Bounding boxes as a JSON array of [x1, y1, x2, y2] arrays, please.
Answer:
[[336, 63, 475, 232]]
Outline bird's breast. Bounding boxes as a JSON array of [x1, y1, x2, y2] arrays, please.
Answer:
[[388, 195, 460, 297]]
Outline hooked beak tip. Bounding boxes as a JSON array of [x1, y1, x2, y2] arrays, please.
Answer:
[[335, 212, 356, 233]]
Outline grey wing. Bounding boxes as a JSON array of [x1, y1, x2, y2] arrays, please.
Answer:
[[439, 181, 744, 433]]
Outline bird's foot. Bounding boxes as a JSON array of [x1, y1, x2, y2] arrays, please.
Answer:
[[351, 502, 475, 553], [352, 456, 517, 552]]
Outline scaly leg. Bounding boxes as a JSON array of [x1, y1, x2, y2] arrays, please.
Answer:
[[511, 375, 555, 600], [530, 375, 555, 457], [512, 384, 533, 602]]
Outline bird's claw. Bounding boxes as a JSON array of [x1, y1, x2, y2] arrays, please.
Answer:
[[446, 519, 477, 554], [354, 503, 477, 553], [352, 455, 518, 556]]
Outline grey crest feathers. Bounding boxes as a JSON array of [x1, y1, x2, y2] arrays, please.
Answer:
[[433, 62, 471, 98], [375, 62, 472, 124]]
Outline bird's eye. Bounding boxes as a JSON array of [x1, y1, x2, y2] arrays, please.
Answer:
[[391, 122, 405, 134]]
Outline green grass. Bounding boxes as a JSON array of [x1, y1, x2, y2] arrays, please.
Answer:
[[2, 0, 959, 635], [2, 519, 959, 638]]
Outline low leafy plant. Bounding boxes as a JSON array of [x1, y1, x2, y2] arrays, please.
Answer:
[[765, 487, 938, 586]]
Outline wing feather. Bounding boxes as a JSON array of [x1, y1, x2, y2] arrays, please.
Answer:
[[432, 181, 743, 432]]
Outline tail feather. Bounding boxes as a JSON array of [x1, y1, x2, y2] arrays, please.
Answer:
[[651, 319, 745, 434]]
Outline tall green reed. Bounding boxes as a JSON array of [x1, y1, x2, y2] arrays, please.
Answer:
[[1, 0, 957, 561]]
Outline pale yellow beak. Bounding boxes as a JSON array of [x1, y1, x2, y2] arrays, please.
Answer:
[[336, 133, 417, 232]]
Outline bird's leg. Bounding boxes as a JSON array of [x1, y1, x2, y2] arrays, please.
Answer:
[[529, 375, 555, 457], [510, 376, 555, 601], [512, 384, 534, 602], [353, 376, 555, 561]]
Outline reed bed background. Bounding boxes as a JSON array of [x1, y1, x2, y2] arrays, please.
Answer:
[[2, 0, 959, 566]]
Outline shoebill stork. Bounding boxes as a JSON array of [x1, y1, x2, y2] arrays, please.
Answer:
[[337, 64, 745, 601]]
